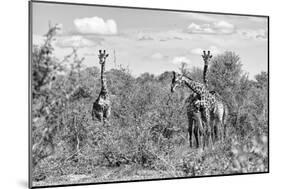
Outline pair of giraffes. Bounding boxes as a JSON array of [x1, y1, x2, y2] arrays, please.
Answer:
[[92, 50, 228, 149], [171, 51, 228, 149]]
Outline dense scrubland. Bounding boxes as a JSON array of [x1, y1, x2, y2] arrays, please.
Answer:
[[31, 26, 268, 186]]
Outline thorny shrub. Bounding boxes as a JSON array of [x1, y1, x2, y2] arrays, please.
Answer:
[[32, 26, 268, 182]]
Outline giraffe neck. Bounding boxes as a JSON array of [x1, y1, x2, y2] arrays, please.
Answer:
[[181, 76, 207, 96], [100, 63, 107, 93], [203, 61, 209, 86]]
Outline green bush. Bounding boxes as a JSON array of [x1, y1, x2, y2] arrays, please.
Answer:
[[32, 28, 268, 184]]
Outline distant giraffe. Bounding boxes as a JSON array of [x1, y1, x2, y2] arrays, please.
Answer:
[[171, 71, 217, 147], [92, 50, 111, 123]]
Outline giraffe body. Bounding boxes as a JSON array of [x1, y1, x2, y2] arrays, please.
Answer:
[[92, 90, 111, 122]]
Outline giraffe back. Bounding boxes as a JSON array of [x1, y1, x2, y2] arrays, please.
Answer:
[[181, 76, 217, 111], [201, 93, 217, 111]]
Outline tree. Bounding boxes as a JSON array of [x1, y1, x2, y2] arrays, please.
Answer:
[[207, 51, 251, 136], [254, 71, 268, 90], [208, 51, 243, 98]]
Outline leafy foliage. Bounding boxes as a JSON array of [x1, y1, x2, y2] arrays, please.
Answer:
[[31, 28, 268, 186]]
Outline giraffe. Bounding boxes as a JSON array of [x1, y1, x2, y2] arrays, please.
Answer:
[[180, 51, 228, 148], [92, 50, 111, 123], [201, 50, 229, 142], [183, 50, 213, 148], [171, 71, 217, 147]]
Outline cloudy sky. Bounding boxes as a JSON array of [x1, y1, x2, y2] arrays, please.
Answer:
[[32, 2, 268, 78]]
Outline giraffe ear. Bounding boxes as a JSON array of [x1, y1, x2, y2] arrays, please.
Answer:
[[210, 55, 213, 59], [105, 54, 109, 58]]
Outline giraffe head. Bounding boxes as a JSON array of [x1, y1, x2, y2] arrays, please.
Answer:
[[171, 71, 207, 95], [171, 71, 180, 93], [171, 71, 193, 93], [98, 50, 109, 65], [202, 50, 212, 66]]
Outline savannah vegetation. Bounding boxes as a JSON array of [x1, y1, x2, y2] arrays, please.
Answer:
[[31, 25, 268, 186]]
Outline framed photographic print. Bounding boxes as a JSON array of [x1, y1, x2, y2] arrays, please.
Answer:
[[29, 0, 269, 188]]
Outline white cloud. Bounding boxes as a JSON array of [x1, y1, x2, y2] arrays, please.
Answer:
[[74, 17, 117, 35], [151, 52, 164, 59], [237, 29, 267, 40], [190, 46, 221, 55], [188, 23, 202, 31], [213, 21, 235, 34], [214, 21, 233, 29], [137, 33, 154, 41], [190, 48, 203, 55], [185, 20, 235, 35], [158, 30, 190, 41], [132, 29, 191, 42], [172, 56, 191, 65], [56, 35, 96, 48]]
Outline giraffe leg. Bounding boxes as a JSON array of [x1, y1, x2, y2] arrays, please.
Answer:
[[205, 111, 213, 149], [93, 111, 103, 122], [216, 114, 224, 142], [223, 123, 227, 142], [222, 115, 227, 141], [219, 122, 224, 142], [201, 109, 210, 149], [214, 118, 221, 143], [200, 121, 205, 150], [193, 111, 203, 148], [194, 125, 199, 148], [203, 126, 209, 150], [103, 106, 111, 124], [106, 106, 111, 119], [188, 115, 193, 148], [222, 105, 228, 141], [212, 115, 222, 144], [210, 116, 216, 144], [92, 102, 103, 122]]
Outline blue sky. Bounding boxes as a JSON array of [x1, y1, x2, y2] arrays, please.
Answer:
[[32, 2, 268, 78]]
